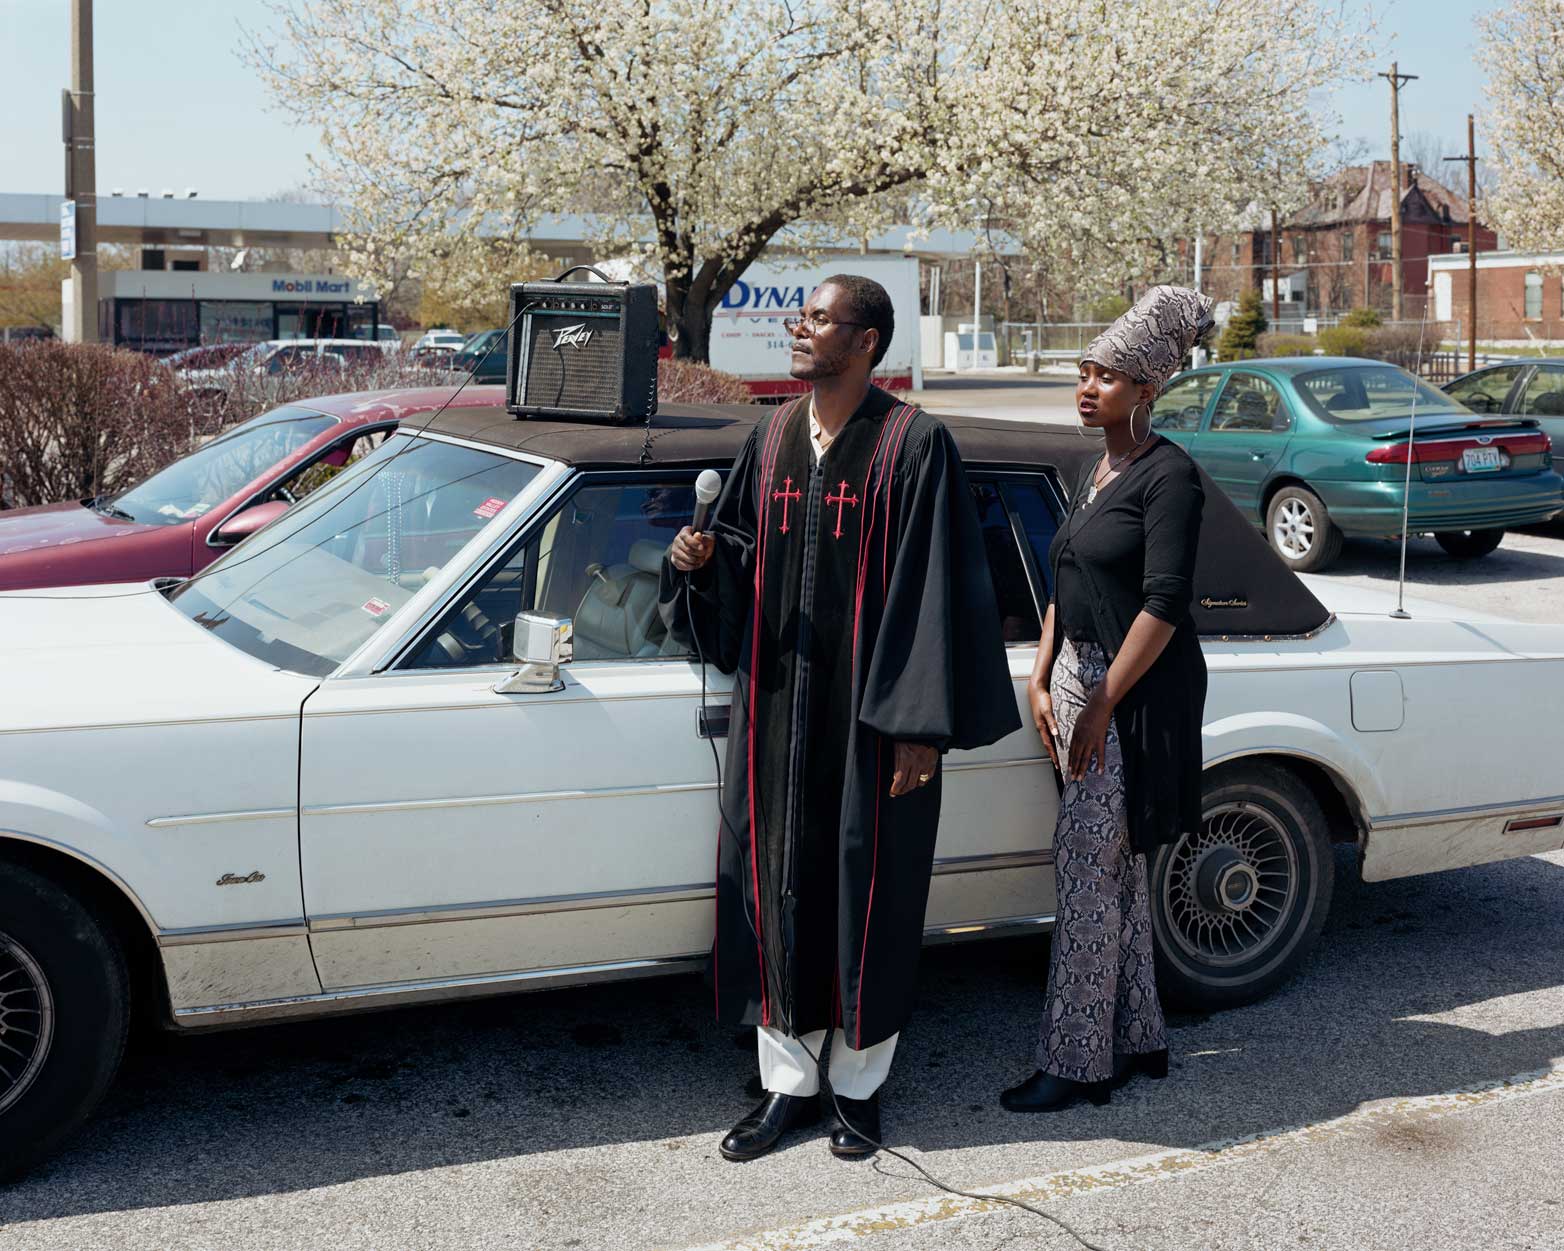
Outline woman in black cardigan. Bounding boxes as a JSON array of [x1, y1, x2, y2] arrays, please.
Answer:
[[1002, 286, 1213, 1113]]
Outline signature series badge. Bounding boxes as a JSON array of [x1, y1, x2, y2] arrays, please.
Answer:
[[550, 322, 593, 350], [1200, 596, 1249, 609], [215, 871, 267, 886]]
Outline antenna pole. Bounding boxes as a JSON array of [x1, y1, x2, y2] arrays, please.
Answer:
[[1391, 308, 1430, 620]]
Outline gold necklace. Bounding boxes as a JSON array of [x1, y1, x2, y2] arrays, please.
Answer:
[[1085, 446, 1141, 504]]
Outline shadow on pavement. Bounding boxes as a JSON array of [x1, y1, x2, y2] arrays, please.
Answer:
[[7, 850, 1564, 1219]]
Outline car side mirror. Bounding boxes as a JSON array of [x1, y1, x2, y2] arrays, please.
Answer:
[[494, 613, 573, 694], [213, 499, 290, 545]]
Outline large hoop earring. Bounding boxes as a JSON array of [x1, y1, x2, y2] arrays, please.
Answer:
[[1131, 402, 1152, 445]]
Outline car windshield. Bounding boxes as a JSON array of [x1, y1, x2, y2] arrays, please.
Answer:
[[107, 407, 338, 526], [1294, 365, 1471, 422], [168, 434, 543, 675]]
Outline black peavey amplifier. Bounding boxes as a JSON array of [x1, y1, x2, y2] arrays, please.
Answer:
[[505, 276, 659, 423]]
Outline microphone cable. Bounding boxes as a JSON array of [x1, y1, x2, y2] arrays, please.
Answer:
[[1, 301, 539, 605], [681, 570, 1109, 1251]]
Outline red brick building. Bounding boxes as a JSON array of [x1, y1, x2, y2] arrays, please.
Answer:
[[1429, 251, 1564, 344], [1201, 162, 1496, 318]]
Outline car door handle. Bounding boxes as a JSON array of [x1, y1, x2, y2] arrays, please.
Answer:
[[697, 705, 730, 739], [1250, 450, 1273, 461]]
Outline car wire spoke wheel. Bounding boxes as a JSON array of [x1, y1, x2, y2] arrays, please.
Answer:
[[0, 932, 55, 1117], [1272, 497, 1315, 559], [1161, 802, 1300, 969]]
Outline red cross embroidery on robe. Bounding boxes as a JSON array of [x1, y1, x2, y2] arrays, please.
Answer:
[[825, 480, 860, 540], [772, 476, 801, 534]]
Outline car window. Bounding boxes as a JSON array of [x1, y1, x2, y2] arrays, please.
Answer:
[[1152, 373, 1220, 431], [274, 427, 395, 503], [172, 435, 542, 676], [110, 409, 339, 526], [1446, 365, 1525, 414], [405, 477, 694, 669], [1517, 366, 1564, 418], [1001, 479, 1062, 602], [1293, 365, 1468, 422], [1210, 372, 1289, 433], [970, 479, 1041, 643]]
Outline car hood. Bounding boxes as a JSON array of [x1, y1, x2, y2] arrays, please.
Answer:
[[0, 583, 317, 734], [0, 500, 164, 555]]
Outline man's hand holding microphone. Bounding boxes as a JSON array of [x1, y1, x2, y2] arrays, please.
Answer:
[[670, 469, 724, 574]]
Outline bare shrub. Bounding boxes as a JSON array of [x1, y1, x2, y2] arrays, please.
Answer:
[[656, 356, 751, 404], [0, 342, 221, 509]]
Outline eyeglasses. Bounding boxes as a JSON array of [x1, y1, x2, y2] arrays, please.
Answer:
[[782, 311, 868, 337]]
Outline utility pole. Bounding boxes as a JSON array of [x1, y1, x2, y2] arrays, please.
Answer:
[[1271, 203, 1282, 323], [1444, 114, 1480, 372], [64, 0, 97, 343], [1378, 62, 1418, 322]]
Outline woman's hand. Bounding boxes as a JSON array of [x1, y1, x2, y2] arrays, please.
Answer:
[[669, 526, 715, 573], [1029, 680, 1061, 771], [1067, 687, 1114, 781]]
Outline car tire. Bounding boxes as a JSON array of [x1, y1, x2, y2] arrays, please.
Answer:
[[0, 863, 129, 1181], [1264, 484, 1344, 573], [1149, 762, 1335, 1012], [1434, 528, 1504, 559]]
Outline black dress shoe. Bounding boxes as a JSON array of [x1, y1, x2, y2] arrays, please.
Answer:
[[827, 1092, 881, 1158], [999, 1070, 1111, 1113], [1111, 1049, 1169, 1089], [719, 1093, 821, 1162]]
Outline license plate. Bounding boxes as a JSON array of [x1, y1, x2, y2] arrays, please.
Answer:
[[1462, 447, 1504, 473]]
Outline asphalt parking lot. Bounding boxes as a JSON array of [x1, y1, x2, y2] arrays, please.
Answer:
[[4, 372, 1563, 1250]]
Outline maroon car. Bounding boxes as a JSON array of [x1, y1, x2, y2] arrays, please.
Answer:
[[0, 385, 506, 591]]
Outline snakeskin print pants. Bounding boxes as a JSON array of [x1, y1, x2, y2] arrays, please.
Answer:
[[1035, 639, 1168, 1083]]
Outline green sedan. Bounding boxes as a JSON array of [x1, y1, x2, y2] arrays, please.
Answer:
[[1152, 357, 1564, 572]]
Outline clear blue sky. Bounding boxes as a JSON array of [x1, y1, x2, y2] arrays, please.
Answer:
[[0, 0, 1496, 202]]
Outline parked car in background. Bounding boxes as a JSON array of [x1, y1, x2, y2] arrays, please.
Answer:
[[4, 403, 1563, 1177], [1154, 357, 1562, 570], [446, 328, 508, 384], [162, 343, 251, 373], [181, 338, 397, 398], [411, 328, 467, 355], [0, 386, 505, 591], [1445, 359, 1564, 450], [350, 323, 403, 352]]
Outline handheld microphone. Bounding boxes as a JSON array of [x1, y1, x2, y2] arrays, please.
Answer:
[[691, 469, 722, 535]]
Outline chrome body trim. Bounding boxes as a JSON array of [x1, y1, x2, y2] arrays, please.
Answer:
[[1371, 792, 1564, 830], [302, 779, 717, 819], [169, 912, 1060, 1029], [158, 920, 308, 947], [304, 849, 1050, 931], [146, 807, 295, 830]]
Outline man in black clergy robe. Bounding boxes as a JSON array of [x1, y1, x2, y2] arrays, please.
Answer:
[[662, 274, 1020, 1161]]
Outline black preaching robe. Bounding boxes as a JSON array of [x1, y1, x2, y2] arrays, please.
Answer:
[[660, 387, 1020, 1049]]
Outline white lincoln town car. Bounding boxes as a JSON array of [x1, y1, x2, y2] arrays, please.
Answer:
[[3, 388, 1562, 1176]]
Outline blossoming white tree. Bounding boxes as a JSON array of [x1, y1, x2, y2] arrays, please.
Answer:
[[1479, 0, 1564, 252], [249, 0, 1367, 359]]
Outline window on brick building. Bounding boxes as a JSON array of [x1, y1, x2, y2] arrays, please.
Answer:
[[1342, 233, 1355, 263], [1525, 271, 1543, 320], [1292, 236, 1307, 265], [1375, 231, 1393, 260]]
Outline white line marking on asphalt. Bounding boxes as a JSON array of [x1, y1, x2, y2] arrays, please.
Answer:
[[672, 1062, 1564, 1251]]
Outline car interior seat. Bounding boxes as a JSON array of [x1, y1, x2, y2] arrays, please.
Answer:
[[572, 539, 670, 660], [1531, 391, 1564, 416]]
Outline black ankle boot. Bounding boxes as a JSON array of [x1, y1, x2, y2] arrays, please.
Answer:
[[719, 1092, 822, 1161], [1111, 1049, 1170, 1089], [827, 1093, 881, 1158], [999, 1070, 1111, 1113]]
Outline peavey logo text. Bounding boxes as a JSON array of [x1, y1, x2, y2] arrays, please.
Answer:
[[1200, 596, 1249, 610], [550, 323, 594, 351], [216, 871, 267, 886]]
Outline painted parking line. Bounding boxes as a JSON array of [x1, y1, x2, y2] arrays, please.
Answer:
[[673, 1062, 1564, 1251]]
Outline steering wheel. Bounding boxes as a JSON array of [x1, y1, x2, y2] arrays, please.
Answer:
[[432, 601, 502, 664]]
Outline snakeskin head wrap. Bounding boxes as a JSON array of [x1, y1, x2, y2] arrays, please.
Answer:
[[1082, 285, 1216, 391]]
